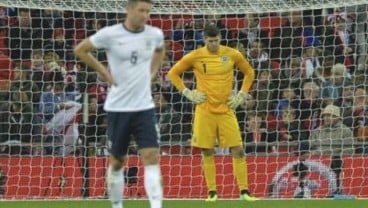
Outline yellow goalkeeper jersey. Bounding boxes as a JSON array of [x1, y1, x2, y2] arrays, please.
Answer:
[[168, 45, 255, 114]]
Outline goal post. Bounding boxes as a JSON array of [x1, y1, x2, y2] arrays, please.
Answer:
[[0, 0, 368, 200]]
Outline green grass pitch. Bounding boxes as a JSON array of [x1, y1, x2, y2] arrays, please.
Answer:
[[1, 199, 367, 208]]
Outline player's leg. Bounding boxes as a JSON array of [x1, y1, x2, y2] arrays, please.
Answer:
[[108, 155, 126, 208], [106, 112, 132, 208], [230, 145, 257, 201], [217, 111, 258, 201], [202, 148, 218, 202], [192, 109, 217, 201], [132, 109, 162, 208]]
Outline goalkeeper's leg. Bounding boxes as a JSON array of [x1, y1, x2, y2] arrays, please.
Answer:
[[107, 156, 125, 208], [202, 149, 218, 202], [230, 146, 258, 201]]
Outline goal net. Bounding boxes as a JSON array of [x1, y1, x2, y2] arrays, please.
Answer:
[[0, 0, 368, 199]]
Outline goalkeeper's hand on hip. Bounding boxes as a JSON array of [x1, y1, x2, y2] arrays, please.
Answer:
[[182, 88, 207, 104], [227, 91, 250, 110]]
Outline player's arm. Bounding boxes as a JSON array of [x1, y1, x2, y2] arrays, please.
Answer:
[[168, 53, 206, 104], [151, 46, 165, 80], [227, 50, 255, 110], [167, 54, 192, 92], [235, 51, 255, 93], [74, 35, 116, 86]]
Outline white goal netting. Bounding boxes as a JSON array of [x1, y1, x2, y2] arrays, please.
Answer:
[[0, 0, 367, 200]]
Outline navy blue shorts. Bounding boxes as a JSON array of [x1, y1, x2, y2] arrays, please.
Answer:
[[106, 108, 159, 157]]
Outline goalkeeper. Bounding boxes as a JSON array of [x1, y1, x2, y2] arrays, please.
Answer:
[[168, 24, 257, 202]]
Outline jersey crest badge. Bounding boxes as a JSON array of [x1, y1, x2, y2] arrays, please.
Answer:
[[221, 55, 229, 63]]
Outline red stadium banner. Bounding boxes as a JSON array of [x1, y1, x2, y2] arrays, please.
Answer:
[[0, 156, 367, 199]]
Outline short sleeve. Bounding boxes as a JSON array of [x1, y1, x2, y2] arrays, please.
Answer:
[[155, 28, 164, 49], [89, 26, 111, 49]]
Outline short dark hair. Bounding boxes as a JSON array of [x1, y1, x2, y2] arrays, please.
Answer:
[[128, 0, 153, 5], [204, 24, 220, 37]]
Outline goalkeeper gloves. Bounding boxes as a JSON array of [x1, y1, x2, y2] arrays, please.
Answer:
[[182, 88, 207, 104], [227, 91, 249, 110]]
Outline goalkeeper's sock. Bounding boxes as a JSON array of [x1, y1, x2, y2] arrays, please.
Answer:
[[232, 156, 248, 191], [144, 164, 163, 208], [203, 155, 217, 192], [107, 166, 124, 208]]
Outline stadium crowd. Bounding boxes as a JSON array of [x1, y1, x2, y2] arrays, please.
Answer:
[[0, 6, 367, 156]]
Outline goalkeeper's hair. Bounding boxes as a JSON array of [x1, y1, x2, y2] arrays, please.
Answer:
[[204, 24, 220, 37], [128, 0, 153, 6]]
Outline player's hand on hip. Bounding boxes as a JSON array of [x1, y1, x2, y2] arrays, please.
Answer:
[[227, 91, 249, 110], [182, 88, 207, 104]]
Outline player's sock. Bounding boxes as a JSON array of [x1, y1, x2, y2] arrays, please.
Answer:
[[203, 155, 217, 192], [107, 166, 124, 208], [144, 164, 163, 208], [232, 156, 248, 191]]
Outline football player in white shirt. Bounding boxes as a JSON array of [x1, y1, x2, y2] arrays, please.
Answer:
[[74, 1, 165, 208]]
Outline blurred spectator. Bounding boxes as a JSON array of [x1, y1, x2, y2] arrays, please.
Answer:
[[277, 106, 308, 154], [39, 71, 76, 122], [172, 15, 204, 53], [273, 56, 305, 95], [323, 13, 355, 71], [153, 89, 182, 142], [236, 93, 256, 140], [238, 13, 269, 49], [334, 80, 355, 130], [309, 104, 354, 193], [351, 87, 368, 153], [44, 28, 74, 61], [161, 73, 194, 142], [80, 95, 106, 152], [0, 7, 7, 30], [244, 112, 277, 154], [39, 71, 81, 155], [11, 66, 40, 107], [164, 36, 183, 62], [274, 87, 298, 119], [41, 9, 63, 40], [157, 48, 173, 89], [346, 5, 368, 71], [301, 47, 321, 79], [30, 49, 44, 71], [298, 81, 322, 137], [30, 50, 47, 91], [246, 40, 269, 69], [251, 69, 276, 114], [316, 64, 339, 105], [0, 90, 42, 155], [7, 8, 43, 61], [0, 52, 13, 102], [331, 63, 351, 98], [271, 11, 319, 60]]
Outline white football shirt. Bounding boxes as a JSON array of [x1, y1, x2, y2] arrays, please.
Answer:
[[89, 23, 164, 112]]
